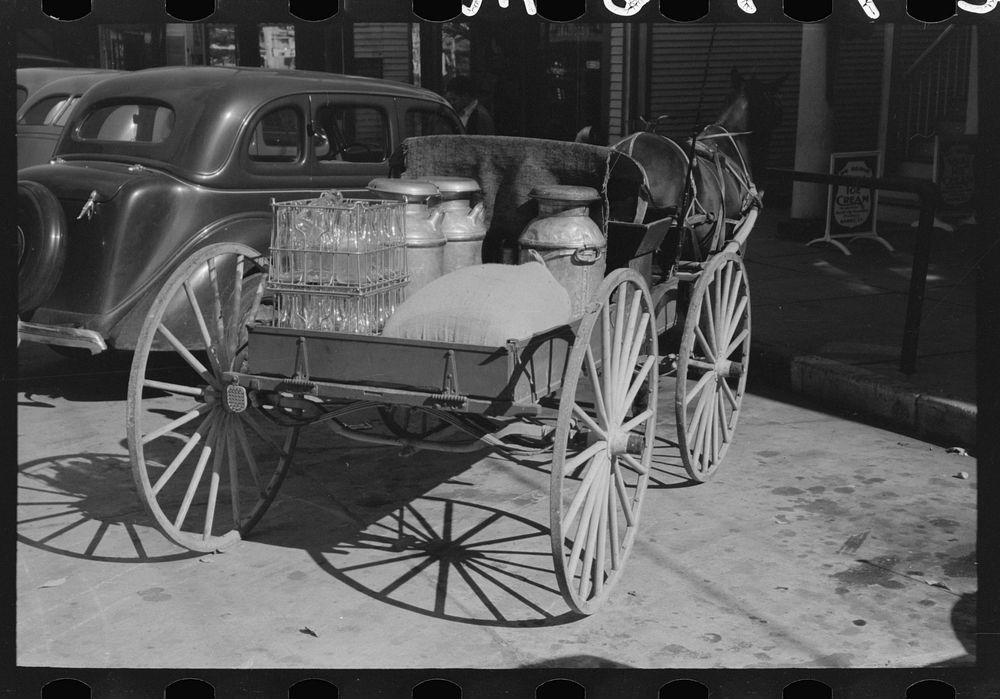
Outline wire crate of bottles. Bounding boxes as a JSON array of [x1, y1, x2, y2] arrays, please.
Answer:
[[269, 192, 408, 334]]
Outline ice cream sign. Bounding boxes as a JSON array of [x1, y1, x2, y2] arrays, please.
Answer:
[[828, 152, 880, 235], [809, 151, 893, 255]]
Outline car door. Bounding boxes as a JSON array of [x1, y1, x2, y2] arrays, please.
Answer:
[[241, 93, 316, 191], [307, 93, 394, 189]]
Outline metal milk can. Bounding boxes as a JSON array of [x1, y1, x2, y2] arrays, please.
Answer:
[[424, 176, 487, 274], [518, 185, 606, 318], [367, 178, 445, 296]]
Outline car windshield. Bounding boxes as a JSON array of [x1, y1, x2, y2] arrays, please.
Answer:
[[76, 102, 176, 143]]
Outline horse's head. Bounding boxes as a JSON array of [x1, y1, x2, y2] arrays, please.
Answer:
[[722, 67, 787, 171], [725, 67, 786, 133]]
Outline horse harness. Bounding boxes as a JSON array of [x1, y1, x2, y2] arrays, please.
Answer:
[[690, 127, 762, 235], [615, 127, 762, 255]]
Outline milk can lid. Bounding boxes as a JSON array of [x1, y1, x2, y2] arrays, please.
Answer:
[[528, 184, 601, 203], [422, 176, 482, 195], [367, 177, 440, 200]]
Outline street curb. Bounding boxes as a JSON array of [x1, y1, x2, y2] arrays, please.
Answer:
[[749, 343, 977, 451]]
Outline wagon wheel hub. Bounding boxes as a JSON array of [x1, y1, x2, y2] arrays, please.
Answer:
[[716, 358, 743, 380], [224, 384, 248, 413], [688, 357, 743, 380], [606, 427, 646, 457]]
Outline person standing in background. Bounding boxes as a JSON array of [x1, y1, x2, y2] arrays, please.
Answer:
[[444, 76, 496, 135]]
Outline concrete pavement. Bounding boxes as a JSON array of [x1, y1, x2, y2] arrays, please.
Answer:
[[12, 202, 982, 695], [16, 341, 976, 679], [744, 208, 978, 451]]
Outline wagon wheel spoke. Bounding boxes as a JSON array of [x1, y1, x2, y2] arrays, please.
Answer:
[[142, 378, 210, 398], [713, 266, 725, 349], [562, 445, 607, 530], [619, 453, 649, 476], [719, 374, 740, 411], [584, 346, 611, 431], [140, 402, 213, 446], [611, 461, 636, 527], [572, 402, 607, 442], [227, 254, 246, 365], [207, 256, 229, 367], [675, 253, 750, 483], [622, 354, 656, 414], [694, 325, 717, 363], [551, 269, 657, 615], [606, 470, 621, 570], [182, 279, 224, 379], [127, 243, 297, 553], [173, 415, 220, 531], [702, 281, 719, 354], [152, 411, 217, 497], [726, 326, 750, 361], [155, 323, 219, 389]]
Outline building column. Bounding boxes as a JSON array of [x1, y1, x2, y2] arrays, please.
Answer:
[[235, 23, 261, 67], [965, 25, 978, 136], [791, 23, 834, 218]]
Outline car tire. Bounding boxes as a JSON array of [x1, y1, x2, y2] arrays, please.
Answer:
[[18, 180, 67, 314]]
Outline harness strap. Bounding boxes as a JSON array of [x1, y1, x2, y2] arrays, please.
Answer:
[[695, 126, 762, 216]]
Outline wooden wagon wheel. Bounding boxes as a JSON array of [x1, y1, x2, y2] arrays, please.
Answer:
[[675, 252, 750, 482], [126, 242, 298, 552], [550, 268, 658, 615]]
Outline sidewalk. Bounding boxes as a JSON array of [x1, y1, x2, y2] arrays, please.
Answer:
[[744, 207, 978, 450]]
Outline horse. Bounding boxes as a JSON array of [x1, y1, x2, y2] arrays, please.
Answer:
[[610, 67, 786, 263]]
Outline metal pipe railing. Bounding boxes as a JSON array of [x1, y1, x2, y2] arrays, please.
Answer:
[[766, 167, 940, 375]]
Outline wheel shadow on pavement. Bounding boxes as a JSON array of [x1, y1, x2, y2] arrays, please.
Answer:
[[648, 434, 701, 489], [17, 424, 686, 627], [247, 433, 582, 627], [18, 452, 201, 563], [303, 494, 581, 627]]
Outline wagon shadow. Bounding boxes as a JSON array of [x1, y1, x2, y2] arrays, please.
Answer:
[[18, 425, 670, 626], [17, 453, 201, 563], [241, 431, 581, 626], [303, 496, 580, 627], [251, 427, 688, 625]]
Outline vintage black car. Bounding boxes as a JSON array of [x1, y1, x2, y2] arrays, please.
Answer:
[[17, 66, 464, 353]]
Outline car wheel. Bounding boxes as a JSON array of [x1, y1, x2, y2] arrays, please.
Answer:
[[18, 181, 68, 314]]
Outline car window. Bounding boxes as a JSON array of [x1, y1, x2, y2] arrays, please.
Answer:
[[311, 101, 389, 164], [77, 103, 176, 143], [403, 105, 463, 139], [20, 94, 74, 125], [248, 106, 303, 163], [17, 86, 28, 110]]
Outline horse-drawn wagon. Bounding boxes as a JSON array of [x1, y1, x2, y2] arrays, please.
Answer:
[[126, 125, 761, 615]]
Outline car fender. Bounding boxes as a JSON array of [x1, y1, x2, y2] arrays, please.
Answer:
[[106, 212, 274, 351]]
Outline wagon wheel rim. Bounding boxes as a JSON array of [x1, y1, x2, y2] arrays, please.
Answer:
[[550, 268, 658, 615], [675, 252, 750, 482], [126, 242, 298, 552]]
